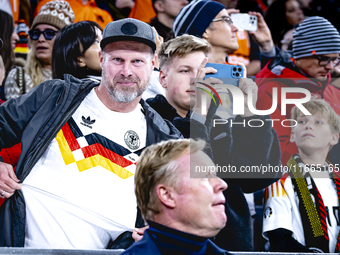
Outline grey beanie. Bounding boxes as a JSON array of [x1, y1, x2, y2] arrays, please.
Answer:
[[292, 16, 340, 59]]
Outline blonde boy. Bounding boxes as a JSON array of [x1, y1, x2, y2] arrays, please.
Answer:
[[262, 99, 340, 253]]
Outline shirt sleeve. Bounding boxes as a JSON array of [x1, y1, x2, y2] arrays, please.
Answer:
[[263, 177, 294, 238]]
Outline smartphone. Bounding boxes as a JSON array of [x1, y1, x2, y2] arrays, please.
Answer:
[[230, 13, 257, 31], [204, 63, 244, 86]]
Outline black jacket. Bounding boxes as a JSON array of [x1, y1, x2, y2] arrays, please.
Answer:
[[0, 75, 183, 248], [147, 94, 281, 251]]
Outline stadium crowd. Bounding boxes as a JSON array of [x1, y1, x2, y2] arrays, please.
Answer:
[[0, 0, 340, 253]]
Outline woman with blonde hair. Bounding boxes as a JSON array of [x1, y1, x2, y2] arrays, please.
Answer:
[[4, 0, 74, 100]]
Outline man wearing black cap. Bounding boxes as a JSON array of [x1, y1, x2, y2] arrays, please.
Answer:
[[0, 18, 182, 249]]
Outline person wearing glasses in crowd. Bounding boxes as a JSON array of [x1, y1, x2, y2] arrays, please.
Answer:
[[173, 0, 274, 69], [255, 16, 340, 166], [4, 1, 74, 100]]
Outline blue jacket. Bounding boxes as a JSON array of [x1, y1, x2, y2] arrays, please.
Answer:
[[0, 75, 183, 248]]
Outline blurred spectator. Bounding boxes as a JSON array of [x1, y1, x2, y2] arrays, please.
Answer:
[[150, 0, 188, 42], [2, 0, 33, 27], [0, 10, 19, 84], [265, 0, 304, 48], [13, 20, 30, 61], [52, 21, 102, 81], [96, 0, 134, 20], [280, 28, 295, 51], [255, 16, 340, 166], [34, 0, 112, 30], [4, 0, 74, 100], [128, 0, 156, 23]]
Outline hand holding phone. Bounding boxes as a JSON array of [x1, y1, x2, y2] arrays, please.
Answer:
[[230, 13, 257, 31], [204, 63, 244, 86]]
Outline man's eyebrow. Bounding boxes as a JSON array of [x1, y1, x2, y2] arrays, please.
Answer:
[[177, 65, 193, 69]]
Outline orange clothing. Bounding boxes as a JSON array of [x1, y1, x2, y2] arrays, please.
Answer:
[[228, 30, 251, 66], [34, 0, 113, 30], [128, 0, 156, 23]]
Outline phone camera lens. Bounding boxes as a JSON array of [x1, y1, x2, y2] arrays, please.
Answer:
[[238, 68, 242, 72], [235, 73, 239, 77], [233, 67, 237, 71]]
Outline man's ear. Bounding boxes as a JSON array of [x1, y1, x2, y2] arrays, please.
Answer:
[[290, 131, 295, 143], [159, 70, 168, 88], [154, 0, 165, 13], [330, 132, 339, 146], [156, 184, 176, 209], [202, 29, 210, 40], [77, 56, 86, 68], [99, 51, 104, 68]]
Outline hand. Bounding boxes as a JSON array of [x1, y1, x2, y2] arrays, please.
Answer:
[[132, 225, 149, 242], [237, 63, 258, 117], [248, 11, 274, 52], [0, 162, 22, 199]]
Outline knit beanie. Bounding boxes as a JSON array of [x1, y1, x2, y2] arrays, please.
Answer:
[[292, 16, 340, 59], [31, 1, 75, 30], [173, 0, 225, 38]]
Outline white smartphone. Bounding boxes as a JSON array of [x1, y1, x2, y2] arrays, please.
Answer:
[[230, 13, 257, 31]]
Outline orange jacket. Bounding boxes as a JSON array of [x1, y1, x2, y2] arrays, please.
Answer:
[[128, 0, 156, 23], [34, 0, 113, 30]]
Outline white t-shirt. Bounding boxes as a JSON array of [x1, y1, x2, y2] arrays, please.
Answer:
[[22, 88, 147, 249], [263, 171, 340, 252]]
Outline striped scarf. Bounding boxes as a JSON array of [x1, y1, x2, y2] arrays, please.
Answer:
[[287, 154, 340, 253]]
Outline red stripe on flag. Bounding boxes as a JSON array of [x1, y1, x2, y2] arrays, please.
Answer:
[[61, 123, 80, 151], [82, 143, 133, 168]]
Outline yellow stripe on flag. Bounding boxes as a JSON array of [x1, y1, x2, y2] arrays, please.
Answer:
[[56, 129, 75, 165], [76, 155, 133, 179]]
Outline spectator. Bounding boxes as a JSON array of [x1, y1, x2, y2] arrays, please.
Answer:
[[52, 21, 102, 81], [214, 0, 263, 76], [0, 18, 182, 248], [150, 0, 188, 42], [255, 16, 340, 166], [34, 0, 113, 30], [128, 0, 156, 23], [4, 1, 74, 100], [265, 0, 304, 48], [122, 139, 229, 254], [173, 0, 274, 73], [147, 32, 281, 251], [263, 99, 340, 253], [0, 10, 19, 84]]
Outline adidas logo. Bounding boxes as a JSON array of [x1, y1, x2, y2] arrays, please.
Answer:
[[81, 116, 96, 129]]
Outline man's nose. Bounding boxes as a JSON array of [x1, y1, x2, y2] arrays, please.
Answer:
[[212, 177, 228, 193], [120, 62, 133, 76]]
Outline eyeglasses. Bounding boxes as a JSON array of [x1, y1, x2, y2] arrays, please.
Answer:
[[212, 16, 233, 26], [311, 55, 340, 67], [29, 29, 58, 40]]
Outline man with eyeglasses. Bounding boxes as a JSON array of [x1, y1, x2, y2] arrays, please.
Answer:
[[173, 0, 273, 68], [255, 16, 340, 166]]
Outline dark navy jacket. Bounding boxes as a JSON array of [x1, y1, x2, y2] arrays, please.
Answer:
[[122, 221, 229, 255]]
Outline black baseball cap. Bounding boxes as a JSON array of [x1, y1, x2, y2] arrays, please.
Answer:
[[101, 18, 156, 53]]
